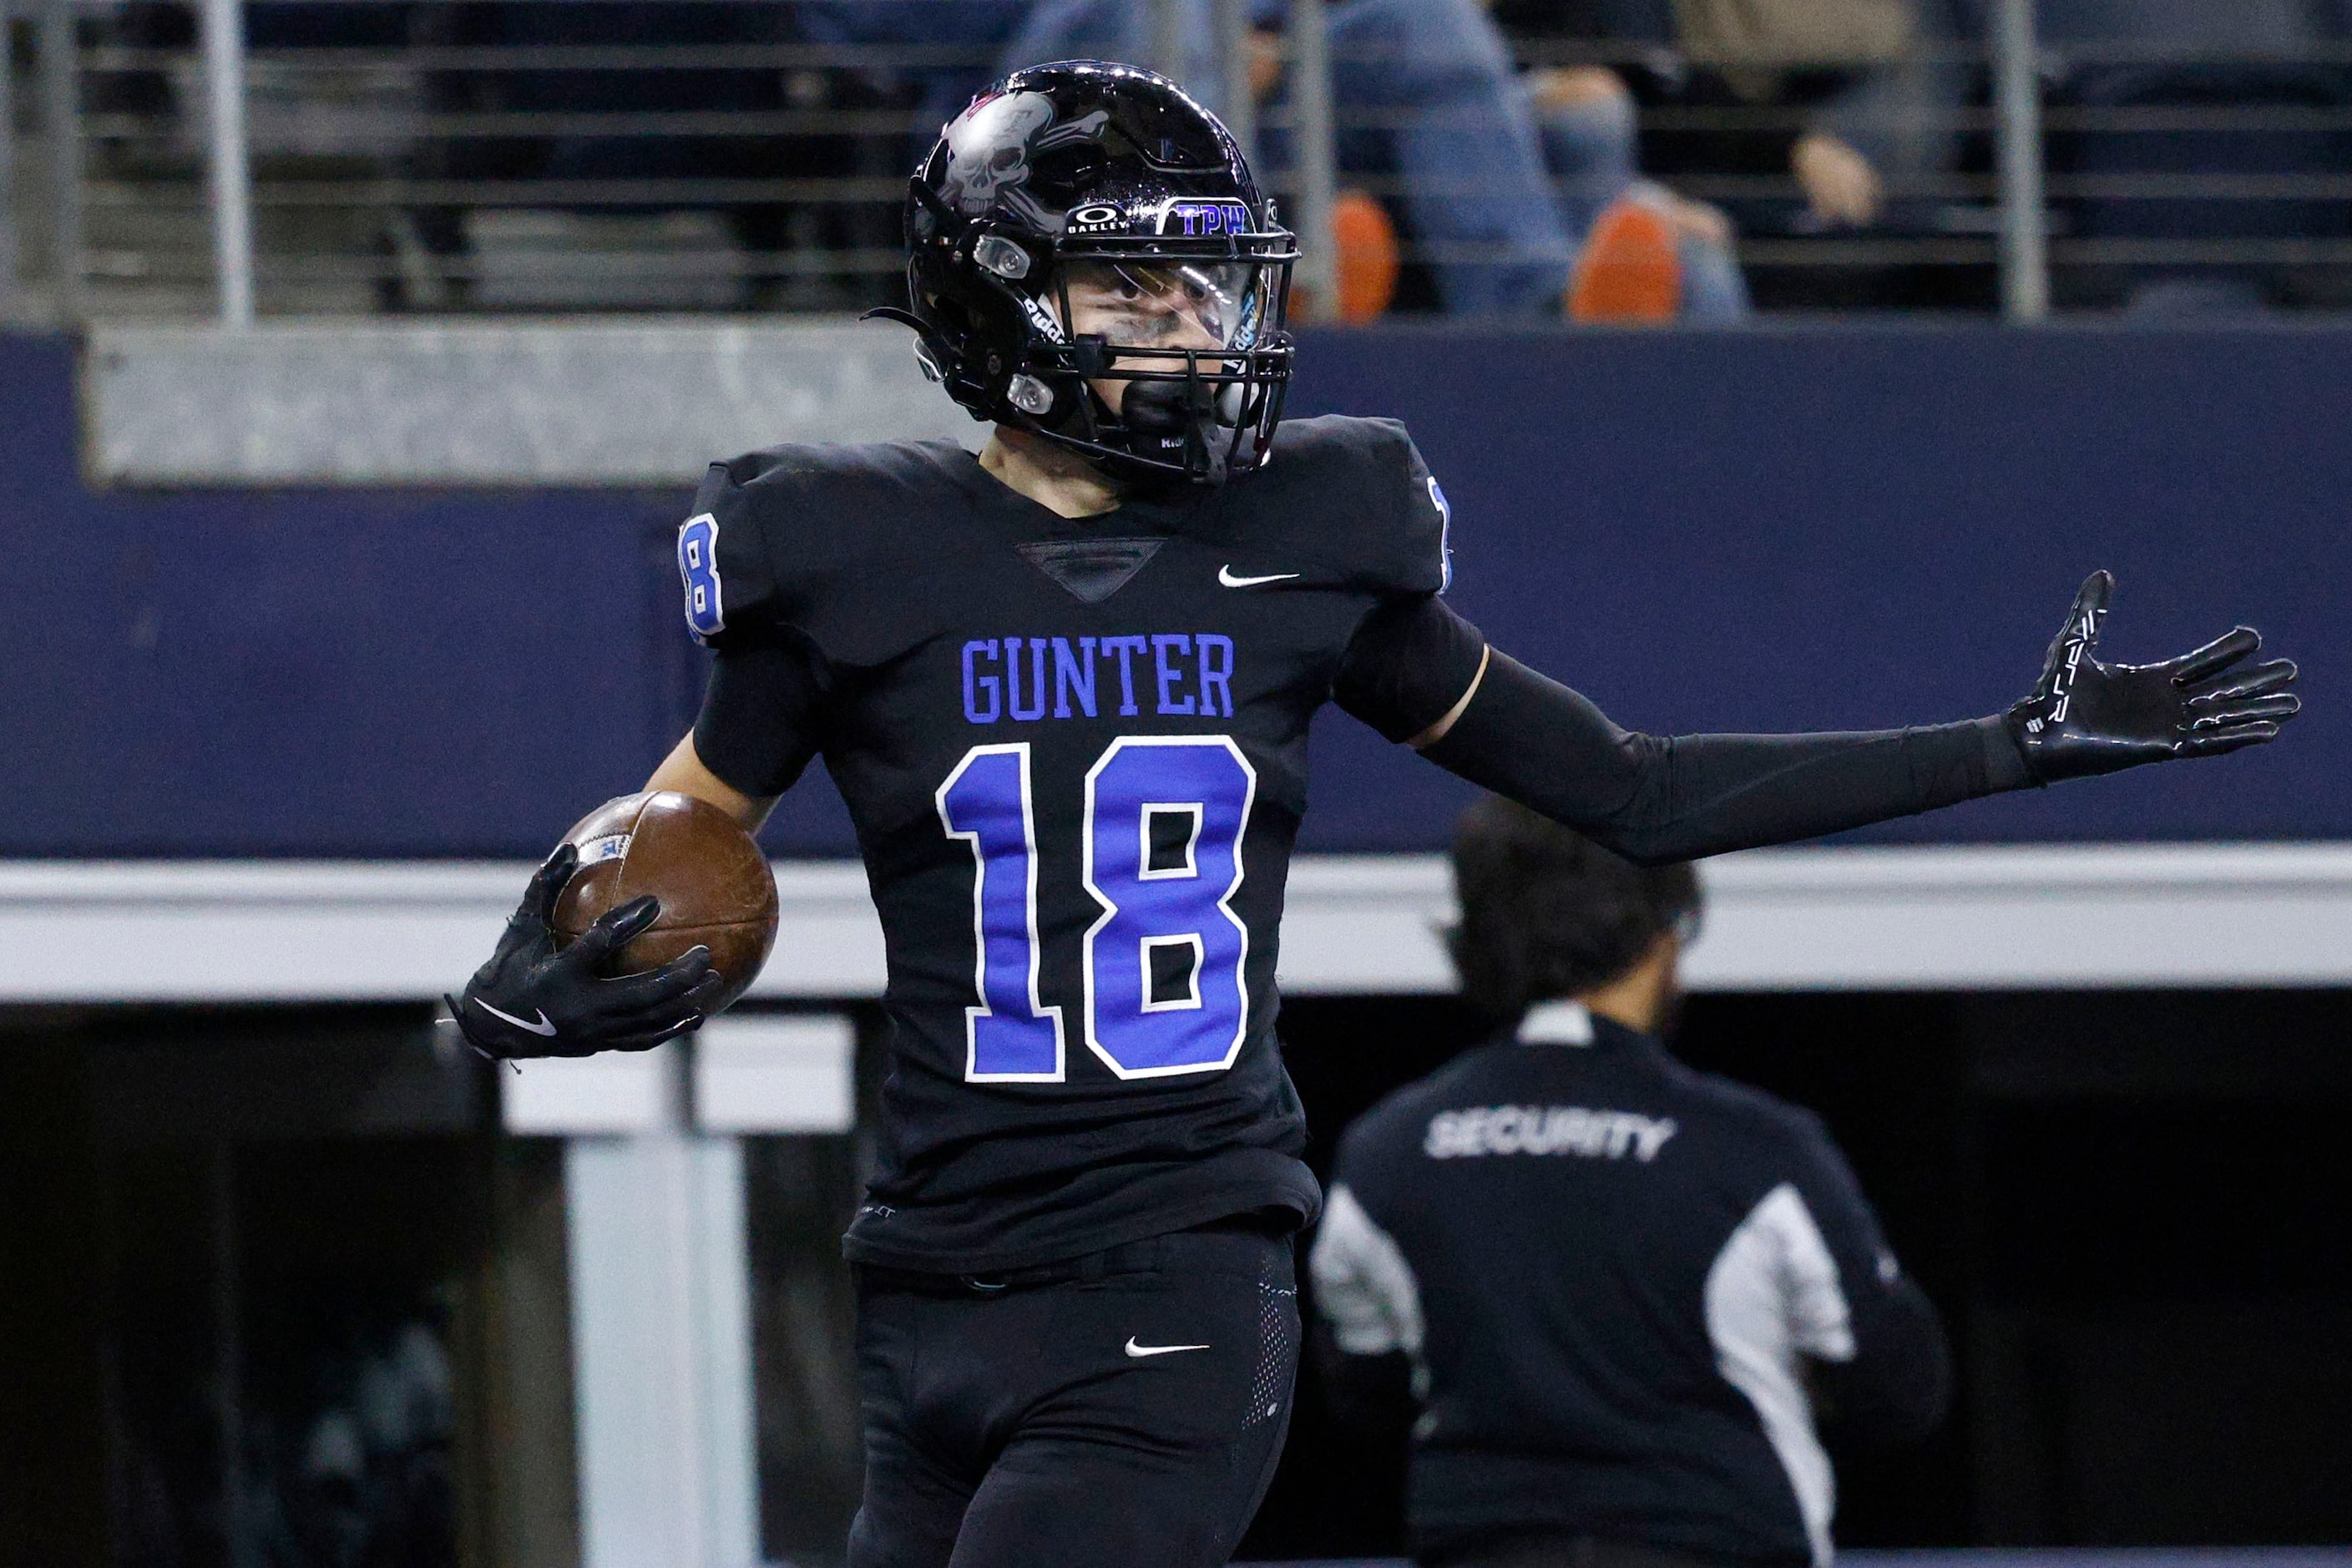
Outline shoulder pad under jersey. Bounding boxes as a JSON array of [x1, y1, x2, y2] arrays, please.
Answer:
[[1244, 415, 1454, 598], [675, 441, 962, 663]]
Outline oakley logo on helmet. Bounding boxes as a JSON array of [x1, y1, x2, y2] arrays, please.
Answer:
[[1157, 199, 1252, 237], [1067, 203, 1124, 235]]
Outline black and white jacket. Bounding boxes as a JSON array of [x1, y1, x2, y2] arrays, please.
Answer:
[[1312, 1004, 1950, 1566]]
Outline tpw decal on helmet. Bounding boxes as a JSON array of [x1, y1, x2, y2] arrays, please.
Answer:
[[1061, 197, 1255, 240], [1157, 199, 1252, 237]]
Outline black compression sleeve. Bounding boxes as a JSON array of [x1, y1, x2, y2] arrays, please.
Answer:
[[1333, 594, 1492, 741], [1425, 649, 2031, 864], [690, 638, 828, 798]]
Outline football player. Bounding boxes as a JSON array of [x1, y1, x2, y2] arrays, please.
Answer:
[[451, 62, 2299, 1568]]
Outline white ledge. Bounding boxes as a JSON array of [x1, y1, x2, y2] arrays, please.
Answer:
[[4, 845, 2350, 1004]]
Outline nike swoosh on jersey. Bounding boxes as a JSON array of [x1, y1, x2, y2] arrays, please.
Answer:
[[473, 998, 559, 1037], [1217, 566, 1301, 589]]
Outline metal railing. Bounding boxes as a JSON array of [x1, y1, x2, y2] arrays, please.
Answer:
[[8, 0, 2352, 325], [1992, 0, 2048, 319], [0, 0, 1308, 319]]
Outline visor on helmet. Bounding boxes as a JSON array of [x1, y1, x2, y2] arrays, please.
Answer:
[[1055, 260, 1267, 352]]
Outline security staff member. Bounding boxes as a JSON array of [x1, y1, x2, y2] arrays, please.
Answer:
[[1311, 797, 1950, 1568]]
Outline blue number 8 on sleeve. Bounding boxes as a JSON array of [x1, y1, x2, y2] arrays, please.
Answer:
[[677, 513, 726, 642]]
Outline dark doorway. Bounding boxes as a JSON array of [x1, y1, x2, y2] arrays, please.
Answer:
[[0, 1005, 565, 1568], [1240, 989, 2352, 1560]]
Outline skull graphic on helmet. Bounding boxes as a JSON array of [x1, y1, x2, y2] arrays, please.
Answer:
[[939, 90, 1108, 229], [942, 92, 1053, 215]]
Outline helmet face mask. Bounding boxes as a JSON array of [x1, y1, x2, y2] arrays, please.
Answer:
[[1032, 255, 1288, 483], [1057, 260, 1262, 354], [890, 62, 1298, 487]]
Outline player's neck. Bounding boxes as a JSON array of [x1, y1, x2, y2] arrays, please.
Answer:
[[980, 425, 1125, 519]]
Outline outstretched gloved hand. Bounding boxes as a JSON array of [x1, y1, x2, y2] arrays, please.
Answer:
[[2006, 570, 2300, 783]]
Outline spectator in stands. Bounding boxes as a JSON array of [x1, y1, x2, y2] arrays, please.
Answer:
[[1312, 798, 1950, 1568], [1501, 0, 1978, 241], [1523, 63, 1751, 319], [411, 1, 795, 308], [2037, 0, 2352, 311], [997, 0, 1750, 321]]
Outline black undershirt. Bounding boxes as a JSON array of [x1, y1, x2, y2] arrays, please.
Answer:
[[692, 635, 828, 798]]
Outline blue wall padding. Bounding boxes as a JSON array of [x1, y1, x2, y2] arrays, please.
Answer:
[[3, 325, 2339, 858]]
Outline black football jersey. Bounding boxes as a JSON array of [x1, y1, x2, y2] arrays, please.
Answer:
[[680, 415, 1454, 1272]]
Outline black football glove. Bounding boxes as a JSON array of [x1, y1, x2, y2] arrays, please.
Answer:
[[446, 844, 721, 1060], [2006, 570, 2300, 784]]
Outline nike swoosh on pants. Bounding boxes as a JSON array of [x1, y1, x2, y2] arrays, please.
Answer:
[[1124, 1338, 1211, 1358]]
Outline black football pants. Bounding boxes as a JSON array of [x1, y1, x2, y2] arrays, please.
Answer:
[[847, 1225, 1299, 1568]]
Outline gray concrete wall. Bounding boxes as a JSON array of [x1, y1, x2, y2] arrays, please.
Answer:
[[84, 319, 980, 486]]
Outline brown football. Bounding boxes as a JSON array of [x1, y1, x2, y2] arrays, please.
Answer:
[[549, 791, 780, 1012]]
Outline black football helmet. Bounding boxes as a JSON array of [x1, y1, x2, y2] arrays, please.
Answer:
[[874, 61, 1297, 486]]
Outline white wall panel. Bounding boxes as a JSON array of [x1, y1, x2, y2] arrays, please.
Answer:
[[567, 1129, 759, 1568], [8, 847, 2352, 1000], [503, 1045, 679, 1136], [694, 1014, 857, 1135]]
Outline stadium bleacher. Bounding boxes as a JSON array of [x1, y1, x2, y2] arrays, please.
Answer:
[[8, 0, 2352, 320]]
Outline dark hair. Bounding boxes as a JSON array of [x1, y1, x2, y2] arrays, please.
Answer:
[[1446, 796, 1702, 1023]]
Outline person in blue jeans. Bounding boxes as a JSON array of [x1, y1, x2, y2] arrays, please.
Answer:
[[1524, 62, 1751, 321], [996, 0, 1748, 320]]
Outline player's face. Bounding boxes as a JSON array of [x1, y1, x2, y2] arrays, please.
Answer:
[[1056, 260, 1257, 416]]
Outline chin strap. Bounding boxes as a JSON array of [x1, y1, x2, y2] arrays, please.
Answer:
[[1080, 377, 1234, 485]]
